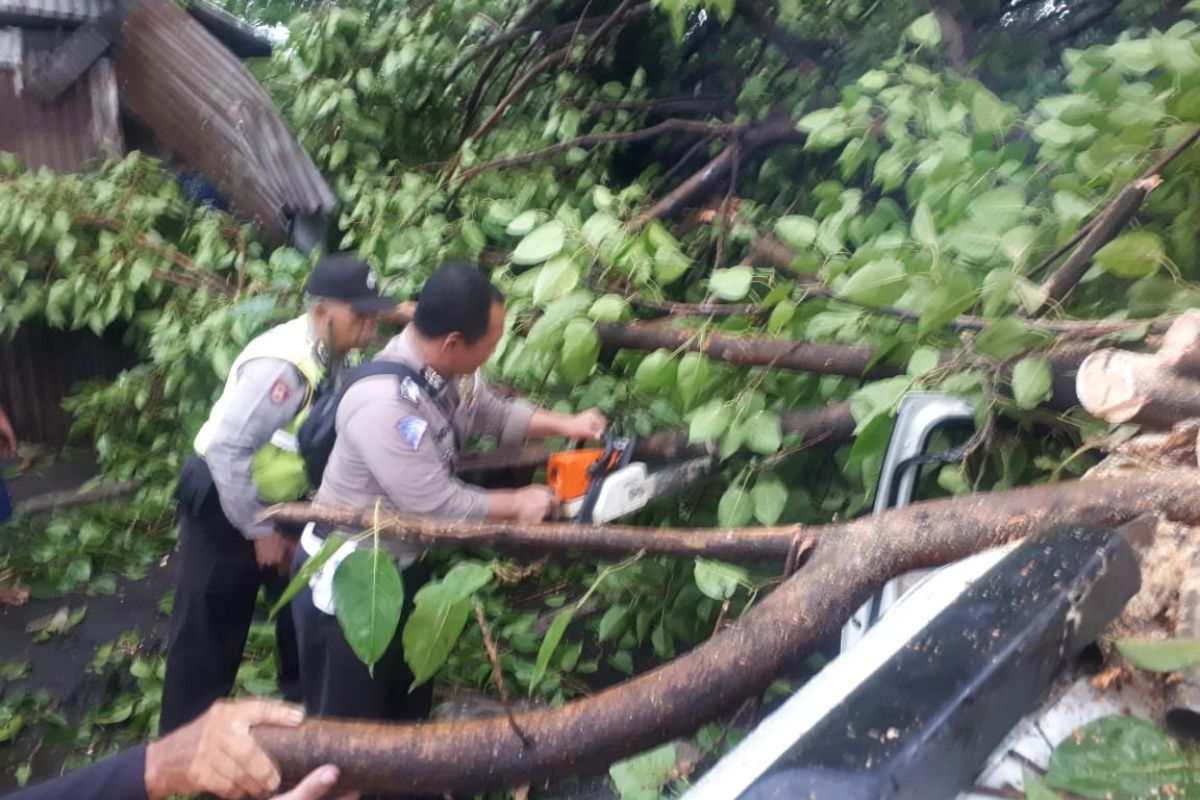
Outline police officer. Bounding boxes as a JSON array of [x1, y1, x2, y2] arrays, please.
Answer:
[[159, 253, 394, 734], [291, 261, 606, 722]]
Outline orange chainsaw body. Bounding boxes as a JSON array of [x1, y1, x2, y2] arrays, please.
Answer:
[[546, 448, 613, 503]]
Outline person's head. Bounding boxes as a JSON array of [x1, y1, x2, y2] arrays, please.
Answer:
[[303, 253, 393, 357], [412, 262, 505, 376]]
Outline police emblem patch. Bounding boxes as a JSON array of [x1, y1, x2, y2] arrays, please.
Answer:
[[268, 379, 292, 405], [399, 376, 421, 405], [397, 416, 429, 450]]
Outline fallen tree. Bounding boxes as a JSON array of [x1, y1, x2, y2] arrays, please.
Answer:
[[1078, 311, 1200, 428], [255, 473, 1200, 795]]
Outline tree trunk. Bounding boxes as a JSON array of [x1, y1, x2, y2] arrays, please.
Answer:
[[1076, 349, 1200, 428], [1157, 308, 1200, 377], [265, 503, 802, 561], [255, 474, 1200, 796], [594, 322, 902, 379], [458, 399, 857, 473]]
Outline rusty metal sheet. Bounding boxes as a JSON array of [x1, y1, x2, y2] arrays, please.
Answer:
[[0, 323, 136, 445], [0, 28, 123, 172], [0, 0, 110, 27], [115, 0, 334, 242]]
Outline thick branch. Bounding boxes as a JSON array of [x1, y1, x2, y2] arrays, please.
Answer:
[[594, 321, 902, 379], [265, 504, 801, 561], [1034, 178, 1159, 316], [255, 474, 1200, 795], [1077, 349, 1200, 429], [927, 0, 976, 76], [457, 400, 857, 474], [629, 118, 804, 230]]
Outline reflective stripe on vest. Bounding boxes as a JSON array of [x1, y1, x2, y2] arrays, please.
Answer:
[[194, 315, 324, 503]]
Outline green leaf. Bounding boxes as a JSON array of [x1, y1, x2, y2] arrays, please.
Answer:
[[597, 603, 630, 643], [0, 661, 29, 681], [967, 186, 1026, 231], [512, 221, 565, 265], [1023, 770, 1062, 800], [588, 294, 626, 322], [918, 274, 976, 337], [1011, 356, 1053, 410], [907, 13, 942, 47], [531, 608, 574, 694], [271, 534, 345, 619], [609, 744, 677, 800], [1044, 715, 1200, 799], [506, 210, 543, 237], [559, 319, 600, 384], [1105, 39, 1159, 75], [1115, 638, 1200, 672], [911, 201, 937, 247], [402, 562, 492, 689], [688, 399, 729, 442], [582, 211, 621, 248], [709, 266, 754, 301], [908, 346, 941, 376], [974, 317, 1054, 360], [533, 256, 580, 304], [752, 474, 788, 525], [677, 352, 710, 411], [743, 410, 782, 455], [718, 483, 754, 527], [634, 350, 677, 394], [775, 215, 819, 250], [333, 547, 405, 673], [972, 87, 1014, 135], [838, 257, 907, 307], [654, 246, 691, 285], [695, 558, 750, 600], [1094, 231, 1166, 279]]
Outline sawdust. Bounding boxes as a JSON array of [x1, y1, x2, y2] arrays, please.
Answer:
[[1077, 422, 1200, 719]]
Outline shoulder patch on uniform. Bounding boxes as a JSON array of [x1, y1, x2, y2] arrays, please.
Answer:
[[268, 378, 293, 405], [396, 416, 429, 450], [399, 376, 421, 405]]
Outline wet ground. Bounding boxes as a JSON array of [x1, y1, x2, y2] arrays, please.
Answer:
[[0, 456, 172, 791]]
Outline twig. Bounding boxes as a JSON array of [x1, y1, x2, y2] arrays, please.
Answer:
[[474, 603, 532, 749], [712, 598, 731, 636], [467, 47, 569, 144], [712, 142, 741, 272], [457, 119, 733, 184], [580, 0, 635, 64]]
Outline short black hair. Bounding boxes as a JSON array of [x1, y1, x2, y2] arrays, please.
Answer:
[[413, 262, 504, 343]]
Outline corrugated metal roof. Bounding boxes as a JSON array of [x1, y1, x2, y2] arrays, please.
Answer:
[[0, 0, 110, 27], [115, 0, 334, 241], [0, 0, 272, 57], [0, 322, 136, 446], [0, 28, 122, 172]]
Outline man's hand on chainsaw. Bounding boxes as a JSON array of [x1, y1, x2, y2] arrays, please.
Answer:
[[514, 485, 557, 523], [527, 408, 608, 442], [561, 409, 608, 441]]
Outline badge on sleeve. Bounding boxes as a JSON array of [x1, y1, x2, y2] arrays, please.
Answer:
[[399, 376, 421, 405], [268, 379, 292, 405], [396, 416, 429, 450]]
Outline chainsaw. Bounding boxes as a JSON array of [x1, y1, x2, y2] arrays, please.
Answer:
[[546, 426, 716, 524]]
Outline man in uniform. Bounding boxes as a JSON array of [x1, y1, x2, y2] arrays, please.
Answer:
[[291, 261, 606, 722], [160, 253, 394, 734]]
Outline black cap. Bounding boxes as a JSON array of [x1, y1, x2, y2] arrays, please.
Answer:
[[304, 253, 394, 315]]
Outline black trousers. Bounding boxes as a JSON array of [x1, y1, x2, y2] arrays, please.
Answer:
[[159, 456, 301, 735], [291, 545, 433, 722]]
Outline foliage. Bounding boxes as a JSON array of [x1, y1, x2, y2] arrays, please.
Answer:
[[1043, 715, 1200, 799], [5, 0, 1200, 793]]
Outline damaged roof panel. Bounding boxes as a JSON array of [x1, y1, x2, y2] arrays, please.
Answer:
[[115, 0, 334, 240]]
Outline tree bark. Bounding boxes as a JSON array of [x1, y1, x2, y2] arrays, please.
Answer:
[[254, 473, 1200, 796], [265, 503, 802, 561], [1157, 309, 1200, 377], [927, 0, 976, 76], [594, 321, 902, 379], [1034, 177, 1159, 316], [1076, 349, 1200, 429]]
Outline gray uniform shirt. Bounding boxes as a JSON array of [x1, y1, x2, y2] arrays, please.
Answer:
[[202, 358, 308, 540], [315, 329, 534, 558]]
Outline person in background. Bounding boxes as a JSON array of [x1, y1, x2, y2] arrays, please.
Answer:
[[0, 405, 15, 523], [2, 698, 358, 800], [292, 262, 606, 724], [160, 254, 394, 734]]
